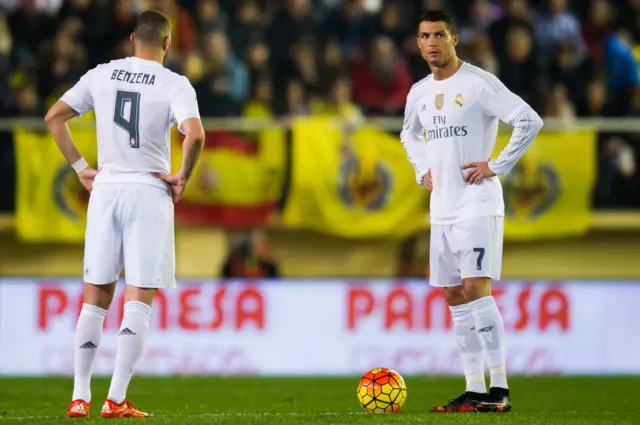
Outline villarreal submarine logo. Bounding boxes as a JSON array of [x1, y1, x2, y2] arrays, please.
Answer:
[[337, 149, 392, 211], [502, 161, 561, 218], [53, 164, 91, 221]]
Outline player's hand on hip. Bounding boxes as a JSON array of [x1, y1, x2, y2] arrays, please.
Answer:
[[77, 167, 100, 192], [422, 169, 433, 191], [152, 172, 186, 203], [462, 161, 496, 184]]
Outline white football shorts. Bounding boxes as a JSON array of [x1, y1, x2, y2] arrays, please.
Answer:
[[83, 184, 176, 288], [428, 216, 504, 287]]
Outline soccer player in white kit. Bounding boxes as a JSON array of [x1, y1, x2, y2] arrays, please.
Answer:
[[400, 10, 543, 413], [44, 11, 205, 418]]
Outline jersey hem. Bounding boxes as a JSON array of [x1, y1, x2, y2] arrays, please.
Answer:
[[430, 212, 504, 226]]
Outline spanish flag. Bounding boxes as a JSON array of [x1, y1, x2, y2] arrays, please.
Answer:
[[170, 128, 283, 228]]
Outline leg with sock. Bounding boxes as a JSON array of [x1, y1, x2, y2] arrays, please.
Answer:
[[469, 294, 512, 412], [450, 303, 486, 394], [102, 300, 152, 418], [107, 301, 151, 403], [469, 295, 508, 389], [67, 281, 115, 418], [431, 287, 487, 413], [72, 303, 108, 403]]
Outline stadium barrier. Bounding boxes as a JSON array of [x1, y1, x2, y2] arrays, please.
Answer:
[[1, 278, 639, 376]]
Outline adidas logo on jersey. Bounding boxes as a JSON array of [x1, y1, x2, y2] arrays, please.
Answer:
[[119, 328, 136, 336], [79, 341, 97, 349]]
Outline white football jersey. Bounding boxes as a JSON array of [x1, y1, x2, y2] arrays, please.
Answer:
[[61, 57, 200, 190], [400, 62, 543, 225]]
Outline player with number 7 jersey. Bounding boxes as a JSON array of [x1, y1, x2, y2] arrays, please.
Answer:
[[44, 10, 205, 418]]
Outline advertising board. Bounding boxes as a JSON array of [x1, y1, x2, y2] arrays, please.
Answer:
[[1, 279, 638, 376]]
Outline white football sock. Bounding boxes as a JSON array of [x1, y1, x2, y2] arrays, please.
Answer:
[[450, 303, 487, 394], [107, 301, 152, 404], [72, 303, 108, 402], [469, 296, 508, 390]]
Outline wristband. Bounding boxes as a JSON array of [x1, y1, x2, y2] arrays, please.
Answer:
[[71, 157, 89, 173]]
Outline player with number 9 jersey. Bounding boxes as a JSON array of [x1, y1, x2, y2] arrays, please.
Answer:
[[45, 10, 205, 419]]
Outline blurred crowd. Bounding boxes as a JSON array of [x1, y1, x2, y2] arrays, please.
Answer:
[[0, 0, 639, 210]]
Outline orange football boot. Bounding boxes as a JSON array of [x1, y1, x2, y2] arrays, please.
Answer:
[[67, 399, 91, 417], [100, 399, 149, 418]]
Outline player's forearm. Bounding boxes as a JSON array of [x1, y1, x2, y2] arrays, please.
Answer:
[[45, 119, 83, 165], [178, 134, 205, 182], [401, 135, 430, 185], [45, 100, 88, 171], [489, 109, 543, 176]]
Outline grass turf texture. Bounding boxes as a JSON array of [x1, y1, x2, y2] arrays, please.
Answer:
[[0, 376, 638, 424]]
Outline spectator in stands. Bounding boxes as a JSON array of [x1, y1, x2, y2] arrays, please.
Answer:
[[318, 39, 347, 93], [183, 52, 206, 85], [267, 0, 318, 64], [620, 0, 640, 42], [12, 83, 42, 117], [372, 1, 410, 49], [488, 0, 534, 59], [457, 0, 502, 44], [322, 0, 373, 59], [543, 82, 577, 124], [582, 0, 615, 61], [311, 76, 363, 124], [498, 25, 542, 112], [283, 79, 310, 117], [229, 0, 264, 60], [221, 231, 280, 278], [466, 31, 499, 76], [351, 35, 411, 115], [0, 17, 12, 117], [578, 78, 612, 116], [533, 0, 584, 62], [103, 0, 137, 64], [7, 0, 57, 62], [202, 30, 249, 104], [603, 28, 640, 113], [287, 38, 321, 97], [243, 76, 274, 119], [36, 21, 87, 106], [194, 0, 229, 35], [596, 136, 638, 208], [245, 40, 271, 87], [549, 40, 596, 107]]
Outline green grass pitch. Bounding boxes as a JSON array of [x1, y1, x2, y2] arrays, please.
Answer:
[[0, 376, 638, 424]]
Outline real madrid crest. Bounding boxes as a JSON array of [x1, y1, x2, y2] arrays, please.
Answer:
[[454, 93, 464, 108], [435, 94, 444, 110]]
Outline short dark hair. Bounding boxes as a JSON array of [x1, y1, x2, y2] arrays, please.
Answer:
[[418, 9, 457, 35], [134, 10, 171, 46]]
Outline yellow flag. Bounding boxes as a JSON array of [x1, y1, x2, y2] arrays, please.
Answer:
[[282, 117, 429, 239], [495, 130, 596, 240], [14, 116, 97, 242]]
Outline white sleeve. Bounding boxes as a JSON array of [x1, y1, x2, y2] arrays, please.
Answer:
[[400, 89, 429, 186], [60, 70, 93, 117], [170, 76, 201, 135], [477, 73, 544, 176]]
